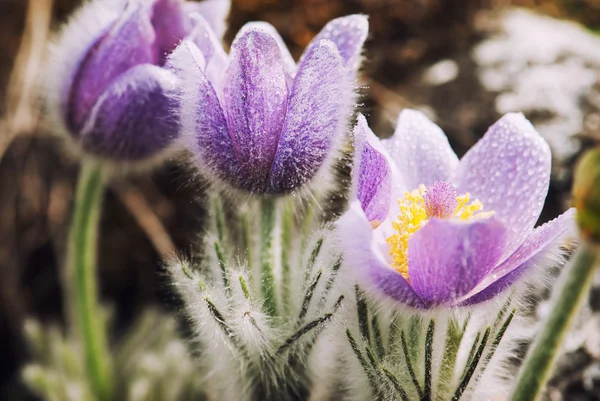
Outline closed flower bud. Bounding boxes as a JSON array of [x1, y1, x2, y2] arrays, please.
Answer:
[[573, 147, 600, 243], [171, 15, 368, 194], [47, 0, 229, 163]]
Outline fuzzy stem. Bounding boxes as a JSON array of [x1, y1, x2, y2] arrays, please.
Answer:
[[242, 212, 254, 274], [260, 198, 278, 316], [437, 320, 464, 397], [281, 199, 294, 314], [68, 163, 112, 401], [213, 197, 226, 243], [509, 244, 598, 401]]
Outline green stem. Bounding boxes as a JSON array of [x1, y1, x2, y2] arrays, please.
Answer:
[[281, 199, 294, 314], [260, 198, 278, 316], [68, 163, 112, 401], [509, 244, 598, 401]]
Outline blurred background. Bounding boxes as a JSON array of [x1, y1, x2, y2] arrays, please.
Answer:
[[1, 0, 600, 400]]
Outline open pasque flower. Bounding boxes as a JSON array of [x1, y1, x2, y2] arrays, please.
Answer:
[[48, 0, 229, 162], [171, 15, 368, 193], [339, 111, 575, 308]]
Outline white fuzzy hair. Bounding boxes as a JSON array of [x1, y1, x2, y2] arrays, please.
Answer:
[[167, 192, 350, 400]]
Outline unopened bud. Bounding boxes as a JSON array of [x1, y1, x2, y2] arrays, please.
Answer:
[[573, 147, 600, 242]]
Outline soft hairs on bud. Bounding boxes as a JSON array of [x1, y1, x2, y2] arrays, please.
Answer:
[[47, 0, 229, 163], [172, 15, 368, 194]]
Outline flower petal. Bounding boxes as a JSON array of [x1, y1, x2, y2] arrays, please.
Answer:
[[353, 114, 392, 225], [339, 202, 426, 308], [453, 113, 552, 259], [187, 14, 228, 96], [223, 29, 288, 192], [462, 208, 576, 305], [408, 217, 507, 305], [382, 109, 459, 190], [268, 39, 352, 193], [458, 261, 531, 306], [184, 0, 230, 39], [151, 0, 189, 64], [79, 64, 180, 160], [233, 21, 296, 76], [68, 3, 157, 133], [170, 41, 240, 186], [491, 208, 576, 278], [302, 15, 368, 70]]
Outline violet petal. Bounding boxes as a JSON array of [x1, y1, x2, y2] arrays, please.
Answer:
[[491, 208, 575, 278], [459, 261, 531, 306], [184, 0, 230, 39], [268, 39, 351, 193], [354, 114, 392, 225], [464, 208, 576, 304], [171, 41, 240, 186], [151, 0, 189, 64], [79, 64, 180, 160], [186, 14, 228, 95], [383, 109, 459, 190], [302, 14, 368, 69], [338, 202, 426, 308], [223, 29, 288, 192], [233, 21, 296, 76], [68, 3, 157, 133], [453, 113, 552, 260], [408, 217, 507, 305]]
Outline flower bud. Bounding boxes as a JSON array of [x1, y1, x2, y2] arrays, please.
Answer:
[[172, 15, 368, 194], [573, 147, 600, 242], [48, 0, 229, 163]]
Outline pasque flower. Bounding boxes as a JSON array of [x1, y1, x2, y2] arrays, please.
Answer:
[[47, 0, 229, 162], [171, 15, 368, 193], [340, 111, 575, 308]]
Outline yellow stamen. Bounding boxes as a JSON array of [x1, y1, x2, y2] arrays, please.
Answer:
[[386, 187, 428, 278], [385, 185, 493, 279]]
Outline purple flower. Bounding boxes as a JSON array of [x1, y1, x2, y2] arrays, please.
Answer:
[[340, 112, 576, 309], [48, 0, 229, 162], [170, 15, 368, 194]]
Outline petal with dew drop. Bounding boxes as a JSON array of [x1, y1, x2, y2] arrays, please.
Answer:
[[382, 110, 459, 190], [462, 208, 576, 305], [453, 113, 552, 260]]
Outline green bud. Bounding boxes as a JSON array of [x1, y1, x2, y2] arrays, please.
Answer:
[[573, 147, 600, 242]]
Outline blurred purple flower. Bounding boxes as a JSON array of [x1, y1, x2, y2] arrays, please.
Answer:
[[48, 0, 229, 162], [171, 15, 368, 193], [340, 112, 575, 309]]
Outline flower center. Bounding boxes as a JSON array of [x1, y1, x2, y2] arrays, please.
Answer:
[[386, 181, 494, 279]]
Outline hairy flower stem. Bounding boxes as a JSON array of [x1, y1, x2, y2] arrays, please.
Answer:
[[509, 244, 599, 401], [281, 199, 294, 314], [261, 198, 278, 316], [67, 163, 112, 401]]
